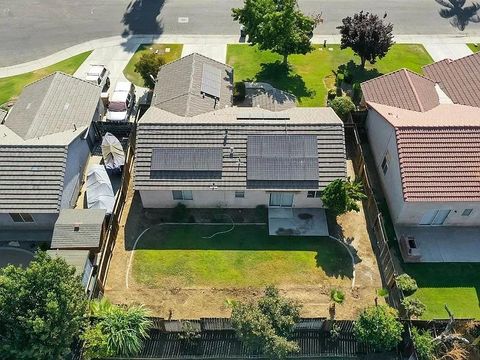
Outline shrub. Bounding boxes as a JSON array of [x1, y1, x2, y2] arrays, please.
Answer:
[[171, 203, 188, 222], [401, 297, 426, 319], [327, 88, 337, 100], [343, 70, 353, 84], [329, 322, 341, 342], [411, 327, 435, 360], [329, 96, 355, 121], [233, 82, 246, 102], [353, 305, 403, 352], [330, 289, 346, 304], [395, 274, 418, 295], [352, 83, 362, 104], [377, 288, 389, 298], [134, 52, 166, 89], [336, 73, 344, 87], [321, 178, 366, 216]]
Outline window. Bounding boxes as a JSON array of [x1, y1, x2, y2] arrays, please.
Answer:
[[381, 152, 390, 175], [462, 209, 473, 216], [9, 213, 34, 223], [172, 190, 193, 201], [307, 191, 322, 198], [419, 209, 451, 225], [235, 191, 245, 198]]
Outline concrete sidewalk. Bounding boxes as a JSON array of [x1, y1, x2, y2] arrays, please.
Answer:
[[1, 34, 480, 78]]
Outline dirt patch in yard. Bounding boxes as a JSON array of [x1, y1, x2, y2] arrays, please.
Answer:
[[105, 161, 383, 320]]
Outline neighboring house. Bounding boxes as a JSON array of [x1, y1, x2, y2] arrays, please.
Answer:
[[134, 53, 346, 211], [0, 72, 103, 234], [361, 52, 480, 262]]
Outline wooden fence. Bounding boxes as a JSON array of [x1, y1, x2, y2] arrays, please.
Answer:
[[344, 124, 404, 309]]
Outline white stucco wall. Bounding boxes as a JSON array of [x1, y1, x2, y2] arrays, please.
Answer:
[[61, 129, 92, 209], [0, 212, 58, 230], [139, 190, 325, 209], [366, 109, 405, 223], [397, 202, 480, 226]]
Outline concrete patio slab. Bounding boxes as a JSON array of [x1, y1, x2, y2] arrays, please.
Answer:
[[396, 225, 480, 262], [268, 208, 329, 236]]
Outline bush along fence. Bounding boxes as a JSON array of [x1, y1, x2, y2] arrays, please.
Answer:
[[104, 317, 406, 360]]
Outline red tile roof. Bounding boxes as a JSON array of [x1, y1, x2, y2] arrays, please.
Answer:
[[423, 52, 480, 108], [361, 69, 439, 112], [396, 127, 480, 202]]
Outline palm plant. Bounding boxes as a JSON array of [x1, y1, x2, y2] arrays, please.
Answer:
[[435, 0, 480, 31]]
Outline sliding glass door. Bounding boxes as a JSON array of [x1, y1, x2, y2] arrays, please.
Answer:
[[269, 192, 294, 207], [419, 209, 451, 225]]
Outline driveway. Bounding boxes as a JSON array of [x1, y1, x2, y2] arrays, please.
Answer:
[[423, 43, 473, 61]]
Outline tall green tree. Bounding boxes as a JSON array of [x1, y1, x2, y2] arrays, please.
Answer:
[[134, 52, 165, 89], [354, 305, 403, 352], [0, 251, 87, 360], [231, 285, 301, 359], [232, 0, 317, 66], [321, 178, 367, 216], [337, 11, 394, 69]]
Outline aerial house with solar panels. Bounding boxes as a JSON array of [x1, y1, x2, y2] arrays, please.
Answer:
[[134, 53, 347, 231]]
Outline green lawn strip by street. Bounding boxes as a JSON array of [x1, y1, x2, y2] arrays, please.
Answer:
[[132, 224, 353, 288], [467, 43, 480, 53], [227, 44, 433, 106], [0, 51, 92, 106], [402, 262, 480, 319], [123, 44, 183, 87]]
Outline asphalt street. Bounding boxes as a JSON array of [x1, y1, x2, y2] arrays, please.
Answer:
[[0, 0, 480, 66]]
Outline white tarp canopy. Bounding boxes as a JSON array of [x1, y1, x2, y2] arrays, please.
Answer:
[[101, 132, 125, 170], [86, 165, 115, 214]]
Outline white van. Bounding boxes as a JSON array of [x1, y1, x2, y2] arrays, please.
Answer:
[[106, 82, 135, 122]]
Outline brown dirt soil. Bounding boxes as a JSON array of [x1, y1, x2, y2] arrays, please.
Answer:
[[104, 160, 383, 320]]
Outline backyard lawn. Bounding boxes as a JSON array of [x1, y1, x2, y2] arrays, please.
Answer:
[[468, 43, 479, 53], [0, 51, 92, 106], [132, 224, 353, 288], [227, 44, 433, 106], [403, 262, 480, 320], [123, 43, 183, 87]]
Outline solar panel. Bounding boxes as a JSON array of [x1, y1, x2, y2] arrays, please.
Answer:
[[247, 135, 318, 181], [151, 148, 223, 171], [201, 64, 222, 99]]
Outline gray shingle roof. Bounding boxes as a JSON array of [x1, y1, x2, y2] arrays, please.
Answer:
[[51, 209, 106, 249], [135, 108, 346, 191], [152, 53, 233, 117], [0, 145, 68, 212], [4, 72, 101, 140], [247, 135, 318, 183], [47, 249, 89, 276]]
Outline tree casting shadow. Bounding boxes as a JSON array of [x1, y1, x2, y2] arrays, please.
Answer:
[[435, 0, 480, 31]]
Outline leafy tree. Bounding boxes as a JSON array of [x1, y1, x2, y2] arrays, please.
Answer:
[[321, 178, 367, 216], [337, 11, 394, 69], [402, 297, 426, 319], [411, 327, 435, 360], [134, 52, 166, 89], [353, 305, 403, 352], [231, 285, 301, 359], [329, 96, 355, 121], [395, 273, 418, 295], [86, 298, 152, 357], [0, 251, 87, 360], [232, 0, 317, 66]]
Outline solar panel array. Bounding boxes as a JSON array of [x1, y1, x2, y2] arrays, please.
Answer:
[[201, 64, 222, 99], [151, 148, 223, 171], [247, 135, 318, 181]]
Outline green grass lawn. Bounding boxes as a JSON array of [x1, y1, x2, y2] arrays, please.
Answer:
[[132, 225, 353, 288], [227, 44, 433, 106], [123, 44, 183, 87], [468, 43, 479, 53], [0, 51, 92, 106], [402, 262, 480, 319]]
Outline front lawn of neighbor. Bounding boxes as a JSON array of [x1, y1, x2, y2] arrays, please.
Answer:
[[123, 43, 183, 87], [403, 262, 480, 319], [0, 51, 92, 106], [132, 224, 353, 288], [227, 44, 433, 106], [468, 43, 479, 53]]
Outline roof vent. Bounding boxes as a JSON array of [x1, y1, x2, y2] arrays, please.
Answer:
[[73, 225, 80, 232], [230, 147, 234, 158], [63, 103, 70, 111], [26, 103, 31, 110]]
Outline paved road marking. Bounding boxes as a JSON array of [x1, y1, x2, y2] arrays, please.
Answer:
[[178, 17, 189, 23]]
